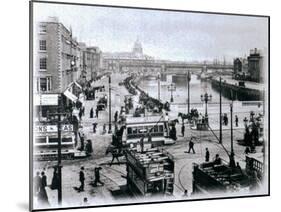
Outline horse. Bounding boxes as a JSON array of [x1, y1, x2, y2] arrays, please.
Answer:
[[178, 108, 199, 124], [105, 145, 125, 166]]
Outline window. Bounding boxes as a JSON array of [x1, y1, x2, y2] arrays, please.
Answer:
[[35, 137, 46, 144], [40, 78, 47, 91], [39, 25, 47, 33], [39, 40, 46, 51], [40, 57, 47, 70], [62, 137, 72, 143], [49, 137, 58, 143], [37, 77, 52, 92]]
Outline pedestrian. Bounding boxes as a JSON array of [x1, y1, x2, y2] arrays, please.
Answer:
[[51, 167, 59, 190], [147, 133, 152, 143], [38, 171, 49, 206], [114, 111, 118, 123], [205, 148, 210, 162], [181, 124, 185, 137], [223, 114, 227, 125], [225, 114, 228, 126], [79, 109, 83, 121], [95, 108, 99, 118], [82, 197, 89, 206], [79, 167, 85, 192], [79, 132, 85, 151], [93, 167, 104, 187], [90, 107, 94, 118], [34, 171, 41, 196], [213, 154, 222, 165], [236, 162, 243, 174], [187, 137, 195, 154], [182, 190, 188, 197], [85, 139, 93, 156], [170, 125, 177, 141], [92, 123, 97, 134], [140, 137, 144, 153], [41, 171, 47, 188], [82, 106, 85, 116], [109, 148, 121, 166], [103, 124, 107, 134], [235, 115, 239, 127]]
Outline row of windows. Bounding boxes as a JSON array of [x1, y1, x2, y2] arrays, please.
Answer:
[[35, 137, 73, 144], [127, 125, 164, 135]]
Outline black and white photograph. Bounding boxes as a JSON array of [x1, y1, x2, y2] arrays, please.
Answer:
[[30, 0, 269, 210]]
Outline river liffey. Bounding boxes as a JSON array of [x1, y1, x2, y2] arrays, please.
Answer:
[[138, 74, 230, 105]]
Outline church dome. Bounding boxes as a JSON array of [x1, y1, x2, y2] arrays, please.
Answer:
[[132, 39, 143, 55]]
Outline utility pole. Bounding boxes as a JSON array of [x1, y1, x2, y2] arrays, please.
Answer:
[[219, 77, 222, 144], [57, 97, 62, 205], [187, 71, 190, 114], [158, 73, 161, 101], [229, 100, 235, 168], [108, 75, 112, 134], [47, 94, 65, 205]]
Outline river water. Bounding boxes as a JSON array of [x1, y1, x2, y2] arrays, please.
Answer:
[[139, 74, 230, 105]]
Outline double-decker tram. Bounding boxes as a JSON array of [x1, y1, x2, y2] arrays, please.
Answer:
[[34, 123, 75, 160], [122, 116, 175, 147]]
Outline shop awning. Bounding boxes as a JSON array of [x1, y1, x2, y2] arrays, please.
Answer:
[[63, 88, 78, 102]]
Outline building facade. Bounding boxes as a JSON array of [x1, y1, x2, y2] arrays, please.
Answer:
[[247, 48, 264, 83], [34, 17, 81, 94], [233, 57, 248, 80], [102, 39, 155, 74], [84, 46, 102, 81]]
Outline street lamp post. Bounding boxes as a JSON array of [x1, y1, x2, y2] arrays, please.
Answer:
[[158, 72, 161, 101], [219, 77, 222, 144], [200, 92, 212, 124], [168, 83, 176, 103], [229, 102, 236, 168], [187, 71, 191, 114], [108, 75, 112, 134]]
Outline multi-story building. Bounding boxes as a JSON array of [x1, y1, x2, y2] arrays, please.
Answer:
[[102, 39, 155, 73], [233, 57, 248, 80], [247, 48, 264, 83], [34, 17, 83, 120], [84, 46, 102, 81], [34, 16, 81, 94], [78, 43, 103, 83]]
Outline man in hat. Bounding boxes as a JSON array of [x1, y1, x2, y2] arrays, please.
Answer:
[[93, 167, 104, 187], [187, 137, 196, 154], [79, 167, 85, 192], [205, 148, 210, 162]]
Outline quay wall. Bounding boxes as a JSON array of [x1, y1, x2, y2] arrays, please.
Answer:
[[211, 79, 262, 101]]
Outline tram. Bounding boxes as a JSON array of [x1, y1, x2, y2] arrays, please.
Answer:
[[34, 124, 76, 160], [122, 115, 175, 147]]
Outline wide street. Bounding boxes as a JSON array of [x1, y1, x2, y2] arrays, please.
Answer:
[[33, 73, 264, 209]]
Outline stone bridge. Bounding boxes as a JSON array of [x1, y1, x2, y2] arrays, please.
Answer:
[[118, 59, 233, 76]]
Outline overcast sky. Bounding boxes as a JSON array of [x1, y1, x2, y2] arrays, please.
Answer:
[[33, 2, 268, 62]]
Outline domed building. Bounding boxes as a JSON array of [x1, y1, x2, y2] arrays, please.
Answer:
[[132, 39, 143, 56], [102, 39, 155, 73]]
